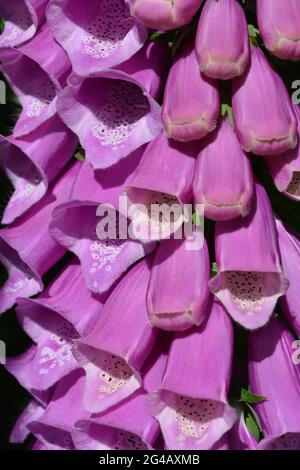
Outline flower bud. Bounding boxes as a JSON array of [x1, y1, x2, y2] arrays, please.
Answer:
[[195, 0, 250, 80]]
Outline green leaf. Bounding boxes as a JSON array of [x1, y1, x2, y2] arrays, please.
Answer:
[[221, 103, 234, 128], [211, 262, 218, 274], [192, 212, 202, 227], [75, 151, 85, 162], [248, 24, 260, 39], [248, 24, 260, 46], [149, 31, 165, 41], [240, 388, 267, 404], [244, 409, 261, 442]]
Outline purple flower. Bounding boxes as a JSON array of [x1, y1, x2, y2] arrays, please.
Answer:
[[276, 219, 300, 336], [0, 162, 80, 313], [193, 117, 254, 220], [232, 45, 298, 156], [209, 182, 288, 330], [28, 370, 88, 450], [130, 0, 203, 31], [0, 0, 48, 48], [5, 260, 104, 396], [229, 414, 258, 450], [162, 41, 220, 142], [249, 316, 300, 450], [265, 104, 300, 201], [47, 0, 148, 76], [195, 0, 250, 80], [10, 401, 45, 445], [147, 236, 210, 331], [124, 133, 197, 240], [56, 42, 165, 170], [257, 0, 300, 61], [50, 150, 154, 294], [150, 301, 237, 450], [72, 346, 168, 450], [74, 258, 157, 414], [0, 114, 77, 224], [0, 23, 71, 137]]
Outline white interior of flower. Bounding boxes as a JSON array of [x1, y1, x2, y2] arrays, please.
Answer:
[[81, 0, 133, 59], [97, 351, 134, 395], [127, 188, 183, 239], [225, 271, 264, 313]]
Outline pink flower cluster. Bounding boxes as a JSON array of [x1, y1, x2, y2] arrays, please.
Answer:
[[0, 0, 300, 451]]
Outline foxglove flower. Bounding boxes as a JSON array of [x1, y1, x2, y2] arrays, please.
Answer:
[[73, 345, 168, 450], [209, 182, 288, 330], [124, 133, 196, 240], [229, 414, 258, 450], [10, 401, 45, 444], [130, 0, 203, 31], [5, 260, 103, 393], [265, 104, 300, 201], [249, 316, 300, 450], [162, 41, 219, 142], [150, 301, 237, 450], [0, 162, 80, 314], [0, 0, 48, 48], [232, 46, 298, 156], [195, 0, 250, 80], [276, 220, 300, 336], [257, 0, 300, 61], [0, 24, 71, 137], [74, 258, 157, 414], [50, 150, 155, 294], [193, 117, 253, 220], [47, 0, 148, 76], [28, 370, 89, 450], [0, 114, 77, 224], [56, 42, 164, 170], [147, 236, 210, 331]]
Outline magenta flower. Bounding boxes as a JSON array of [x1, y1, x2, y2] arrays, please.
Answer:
[[0, 0, 48, 48], [249, 316, 300, 450], [147, 236, 210, 331], [257, 0, 300, 61], [56, 42, 165, 169], [0, 114, 77, 224], [74, 258, 157, 414], [47, 0, 148, 76], [0, 162, 80, 314], [124, 133, 197, 240], [209, 182, 288, 330], [72, 347, 168, 450], [130, 0, 203, 31], [27, 370, 88, 450], [10, 401, 45, 445], [276, 220, 300, 336], [150, 301, 237, 450], [265, 104, 300, 201], [195, 0, 250, 80], [50, 150, 155, 294], [232, 45, 298, 156], [2, 0, 300, 453], [0, 24, 71, 137], [193, 117, 254, 220], [162, 41, 220, 142]]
